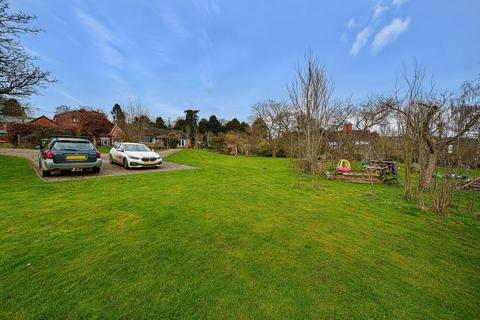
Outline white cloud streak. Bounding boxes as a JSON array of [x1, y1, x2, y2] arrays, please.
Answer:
[[372, 17, 411, 51], [347, 18, 357, 29], [350, 26, 374, 56], [339, 18, 357, 43], [373, 3, 388, 20], [53, 88, 84, 105], [392, 0, 407, 7], [76, 9, 124, 68]]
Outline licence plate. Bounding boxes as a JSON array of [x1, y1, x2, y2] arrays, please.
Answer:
[[144, 161, 155, 165], [66, 155, 87, 160]]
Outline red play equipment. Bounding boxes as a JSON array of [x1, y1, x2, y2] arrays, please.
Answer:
[[335, 159, 351, 173]]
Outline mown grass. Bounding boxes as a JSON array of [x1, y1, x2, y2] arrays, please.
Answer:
[[0, 150, 479, 319], [96, 145, 112, 153]]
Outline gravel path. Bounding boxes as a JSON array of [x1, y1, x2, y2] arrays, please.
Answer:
[[0, 147, 195, 182]]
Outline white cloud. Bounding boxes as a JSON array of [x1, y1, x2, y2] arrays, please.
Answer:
[[53, 88, 83, 105], [339, 18, 356, 43], [372, 17, 411, 51], [392, 0, 407, 7], [350, 26, 374, 56], [76, 9, 124, 68], [373, 3, 388, 20], [347, 18, 357, 29]]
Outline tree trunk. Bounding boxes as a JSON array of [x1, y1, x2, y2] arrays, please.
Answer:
[[402, 136, 413, 200], [417, 148, 438, 210], [422, 149, 438, 190]]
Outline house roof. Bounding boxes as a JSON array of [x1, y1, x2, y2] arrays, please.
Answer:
[[29, 115, 60, 127], [0, 115, 31, 123], [325, 129, 376, 142], [53, 110, 102, 122], [144, 128, 187, 139], [53, 110, 80, 118], [109, 124, 124, 136], [144, 128, 169, 136]]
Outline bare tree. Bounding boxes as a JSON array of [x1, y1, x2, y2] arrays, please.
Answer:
[[352, 97, 390, 133], [288, 55, 334, 186], [387, 61, 480, 209], [251, 100, 290, 157], [0, 0, 54, 97], [122, 99, 151, 142], [385, 62, 430, 201]]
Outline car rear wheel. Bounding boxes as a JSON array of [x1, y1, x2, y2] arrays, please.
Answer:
[[92, 167, 101, 174], [123, 158, 129, 169], [39, 160, 50, 177], [41, 168, 50, 177]]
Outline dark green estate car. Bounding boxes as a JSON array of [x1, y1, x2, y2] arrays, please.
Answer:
[[38, 138, 102, 177]]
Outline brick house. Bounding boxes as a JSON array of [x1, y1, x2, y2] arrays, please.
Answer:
[[53, 111, 81, 130], [109, 124, 124, 143], [326, 123, 375, 160], [29, 115, 61, 128], [143, 128, 190, 148], [98, 124, 124, 146]]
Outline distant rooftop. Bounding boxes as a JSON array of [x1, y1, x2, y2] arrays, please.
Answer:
[[0, 115, 32, 123]]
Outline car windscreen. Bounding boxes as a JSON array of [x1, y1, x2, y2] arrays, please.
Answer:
[[125, 144, 150, 152], [52, 141, 95, 151]]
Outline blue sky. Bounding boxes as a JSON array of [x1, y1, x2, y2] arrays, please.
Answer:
[[12, 0, 480, 122]]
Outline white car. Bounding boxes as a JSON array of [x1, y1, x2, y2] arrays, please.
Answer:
[[109, 142, 162, 169]]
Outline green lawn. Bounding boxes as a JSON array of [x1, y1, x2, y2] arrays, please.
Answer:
[[96, 145, 112, 153], [0, 150, 479, 319]]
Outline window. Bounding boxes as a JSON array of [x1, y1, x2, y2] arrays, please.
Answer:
[[125, 144, 150, 152], [53, 141, 94, 151], [72, 116, 78, 123]]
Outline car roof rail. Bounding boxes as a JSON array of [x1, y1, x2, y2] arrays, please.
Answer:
[[50, 135, 91, 139]]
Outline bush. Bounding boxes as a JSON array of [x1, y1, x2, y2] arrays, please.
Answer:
[[297, 159, 329, 174], [7, 123, 34, 145], [8, 124, 84, 147], [169, 138, 178, 149], [430, 178, 453, 214]]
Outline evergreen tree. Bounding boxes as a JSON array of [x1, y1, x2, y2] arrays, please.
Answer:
[[111, 103, 126, 126], [154, 116, 167, 128]]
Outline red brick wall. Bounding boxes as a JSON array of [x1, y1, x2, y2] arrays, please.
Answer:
[[31, 116, 60, 128], [0, 123, 9, 142], [54, 112, 80, 129], [343, 123, 353, 135]]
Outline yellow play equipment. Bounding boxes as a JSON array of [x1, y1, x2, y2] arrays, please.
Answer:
[[335, 159, 351, 173]]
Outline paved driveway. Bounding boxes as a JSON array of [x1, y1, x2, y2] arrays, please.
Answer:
[[0, 147, 194, 182]]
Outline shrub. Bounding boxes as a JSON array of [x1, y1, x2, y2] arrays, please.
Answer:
[[169, 138, 178, 149], [6, 123, 34, 144], [430, 178, 453, 214], [8, 124, 84, 147]]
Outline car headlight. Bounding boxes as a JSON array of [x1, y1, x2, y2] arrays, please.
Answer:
[[128, 155, 140, 160]]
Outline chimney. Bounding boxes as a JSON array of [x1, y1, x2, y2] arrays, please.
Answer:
[[343, 123, 352, 135]]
